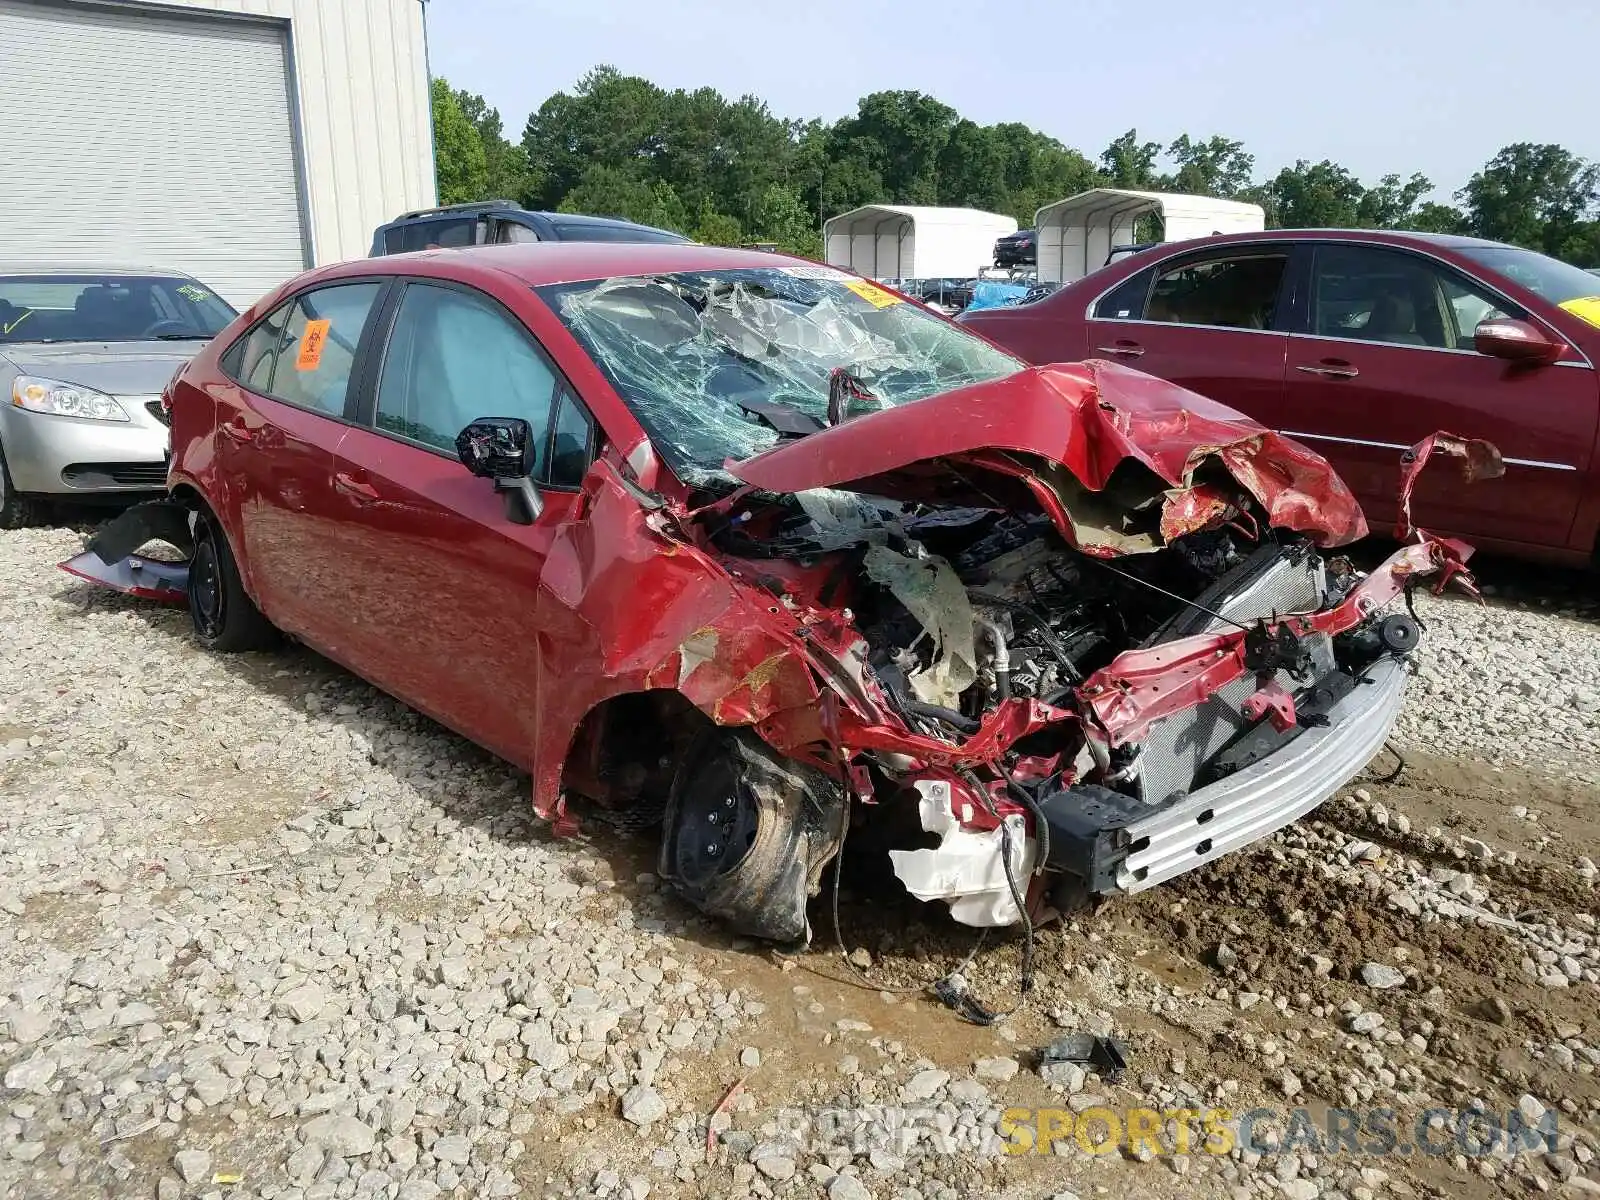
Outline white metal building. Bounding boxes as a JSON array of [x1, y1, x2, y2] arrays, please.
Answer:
[[0, 0, 436, 308], [1034, 189, 1266, 285], [823, 206, 1017, 282]]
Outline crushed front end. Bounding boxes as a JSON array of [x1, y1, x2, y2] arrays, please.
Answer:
[[693, 366, 1482, 935], [698, 476, 1472, 932]]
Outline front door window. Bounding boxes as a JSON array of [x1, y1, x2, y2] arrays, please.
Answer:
[[374, 283, 592, 485]]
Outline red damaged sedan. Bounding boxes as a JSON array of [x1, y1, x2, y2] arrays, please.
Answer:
[[64, 243, 1475, 943]]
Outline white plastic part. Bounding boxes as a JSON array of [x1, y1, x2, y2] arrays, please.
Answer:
[[888, 779, 1037, 927]]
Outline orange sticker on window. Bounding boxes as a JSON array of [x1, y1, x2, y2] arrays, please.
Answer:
[[295, 319, 332, 371], [842, 279, 901, 308]]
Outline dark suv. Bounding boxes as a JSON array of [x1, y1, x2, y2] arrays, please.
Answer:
[[994, 228, 1037, 268], [369, 200, 690, 256]]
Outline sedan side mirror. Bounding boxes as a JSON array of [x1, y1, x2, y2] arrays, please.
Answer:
[[1474, 318, 1566, 366], [455, 417, 543, 524]]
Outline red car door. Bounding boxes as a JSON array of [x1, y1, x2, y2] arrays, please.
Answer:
[[1279, 241, 1595, 549], [212, 280, 387, 649], [324, 280, 596, 766], [1080, 245, 1293, 427]]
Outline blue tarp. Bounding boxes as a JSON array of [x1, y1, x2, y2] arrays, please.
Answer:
[[964, 280, 1031, 311]]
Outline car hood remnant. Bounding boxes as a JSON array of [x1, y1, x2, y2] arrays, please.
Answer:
[[729, 360, 1369, 556]]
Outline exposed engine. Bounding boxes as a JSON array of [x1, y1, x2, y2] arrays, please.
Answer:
[[709, 490, 1262, 738], [698, 476, 1442, 935]]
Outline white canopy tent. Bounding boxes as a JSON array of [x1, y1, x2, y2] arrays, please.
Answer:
[[823, 205, 1017, 281], [1034, 189, 1265, 285]]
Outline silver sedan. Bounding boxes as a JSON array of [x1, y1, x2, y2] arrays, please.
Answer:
[[0, 266, 238, 527]]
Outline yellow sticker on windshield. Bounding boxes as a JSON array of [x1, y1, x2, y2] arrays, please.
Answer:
[[1559, 296, 1600, 330], [842, 279, 901, 308]]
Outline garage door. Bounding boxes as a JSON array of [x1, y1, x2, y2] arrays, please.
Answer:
[[0, 0, 309, 310]]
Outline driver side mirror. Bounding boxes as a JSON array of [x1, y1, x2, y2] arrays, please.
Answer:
[[456, 417, 543, 524], [1474, 317, 1566, 366]]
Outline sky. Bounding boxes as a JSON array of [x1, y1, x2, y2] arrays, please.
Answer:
[[426, 0, 1598, 200]]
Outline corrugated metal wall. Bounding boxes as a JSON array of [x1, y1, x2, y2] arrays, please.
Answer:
[[156, 0, 437, 267]]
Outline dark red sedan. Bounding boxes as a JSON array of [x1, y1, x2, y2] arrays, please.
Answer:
[[959, 231, 1600, 566], [63, 243, 1475, 946]]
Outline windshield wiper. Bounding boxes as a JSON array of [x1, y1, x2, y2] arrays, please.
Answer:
[[736, 396, 825, 438], [827, 367, 877, 426], [150, 333, 213, 341]]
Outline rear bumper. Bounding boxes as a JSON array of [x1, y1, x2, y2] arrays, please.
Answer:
[[1112, 656, 1407, 892], [0, 399, 168, 495]]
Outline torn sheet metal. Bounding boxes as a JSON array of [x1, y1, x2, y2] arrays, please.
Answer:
[[731, 360, 1369, 551], [1076, 537, 1477, 748], [1395, 431, 1505, 540]]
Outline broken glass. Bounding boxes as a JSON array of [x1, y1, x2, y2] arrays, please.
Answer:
[[536, 268, 1024, 488]]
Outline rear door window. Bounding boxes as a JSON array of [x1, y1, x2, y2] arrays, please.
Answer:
[[257, 283, 383, 415], [390, 218, 480, 253], [1147, 253, 1289, 330]]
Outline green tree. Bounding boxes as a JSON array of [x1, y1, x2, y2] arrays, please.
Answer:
[[1458, 143, 1600, 257], [521, 66, 672, 211], [430, 78, 488, 205], [835, 91, 959, 204], [1410, 201, 1466, 234], [1167, 134, 1255, 198], [752, 184, 822, 257], [1355, 172, 1433, 228], [557, 165, 689, 233], [1099, 130, 1163, 190], [1260, 159, 1365, 228], [452, 86, 531, 201], [692, 207, 743, 247]]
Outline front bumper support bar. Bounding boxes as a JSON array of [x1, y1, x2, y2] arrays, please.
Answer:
[[1114, 656, 1407, 892]]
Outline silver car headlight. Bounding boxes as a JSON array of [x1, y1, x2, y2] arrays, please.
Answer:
[[11, 376, 130, 423]]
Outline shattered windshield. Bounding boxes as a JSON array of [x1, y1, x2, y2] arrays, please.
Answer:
[[536, 266, 1025, 486]]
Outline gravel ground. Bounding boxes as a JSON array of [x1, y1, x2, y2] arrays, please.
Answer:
[[1, 524, 1596, 1200], [1394, 580, 1600, 786]]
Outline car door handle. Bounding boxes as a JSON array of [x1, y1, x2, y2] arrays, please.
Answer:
[[1095, 342, 1145, 358], [334, 472, 380, 502], [219, 420, 253, 444], [1295, 361, 1360, 379]]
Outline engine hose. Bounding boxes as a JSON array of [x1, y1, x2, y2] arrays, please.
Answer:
[[904, 699, 980, 734], [969, 593, 1082, 683], [1003, 776, 1052, 878]]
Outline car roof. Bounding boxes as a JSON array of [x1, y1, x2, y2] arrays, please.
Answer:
[[328, 242, 819, 289], [0, 262, 200, 278], [1119, 228, 1518, 253], [380, 206, 682, 239], [542, 212, 683, 235]]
